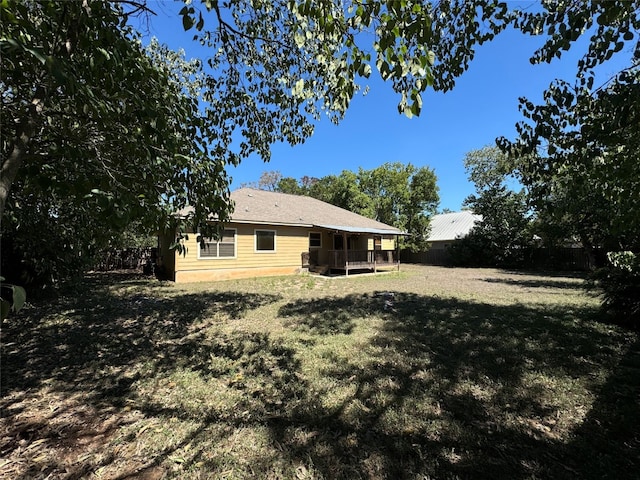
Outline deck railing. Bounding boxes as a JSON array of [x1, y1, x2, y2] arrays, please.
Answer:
[[328, 250, 399, 269]]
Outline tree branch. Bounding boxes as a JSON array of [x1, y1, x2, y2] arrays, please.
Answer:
[[1, 89, 46, 217], [113, 0, 157, 17], [211, 2, 290, 50]]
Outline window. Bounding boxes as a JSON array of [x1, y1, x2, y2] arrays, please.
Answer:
[[309, 232, 322, 249], [374, 236, 382, 249], [198, 229, 236, 259], [255, 229, 276, 252]]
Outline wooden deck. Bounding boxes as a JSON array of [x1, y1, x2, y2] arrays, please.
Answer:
[[327, 249, 399, 274]]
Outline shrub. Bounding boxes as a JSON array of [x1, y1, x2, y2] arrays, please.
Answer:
[[592, 251, 640, 330]]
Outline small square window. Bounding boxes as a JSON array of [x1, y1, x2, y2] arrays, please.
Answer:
[[309, 232, 322, 248], [255, 230, 276, 252]]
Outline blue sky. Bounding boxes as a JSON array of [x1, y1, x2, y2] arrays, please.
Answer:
[[140, 2, 627, 212]]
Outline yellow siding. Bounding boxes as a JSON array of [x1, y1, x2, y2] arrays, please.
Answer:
[[382, 236, 396, 250], [367, 235, 396, 250], [174, 223, 310, 282]]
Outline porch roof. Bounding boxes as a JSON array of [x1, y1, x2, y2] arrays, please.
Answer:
[[314, 224, 409, 236]]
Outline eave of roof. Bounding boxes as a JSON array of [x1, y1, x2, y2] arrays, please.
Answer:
[[314, 224, 407, 235]]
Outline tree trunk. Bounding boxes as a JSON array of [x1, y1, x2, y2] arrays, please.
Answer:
[[0, 94, 44, 217]]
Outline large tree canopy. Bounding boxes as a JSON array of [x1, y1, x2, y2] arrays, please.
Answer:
[[2, 0, 510, 221], [358, 162, 439, 250], [1, 1, 228, 226], [499, 0, 640, 254], [494, 1, 640, 325], [1, 1, 232, 282]]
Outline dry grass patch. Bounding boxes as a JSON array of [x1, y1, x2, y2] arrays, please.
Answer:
[[1, 265, 639, 479]]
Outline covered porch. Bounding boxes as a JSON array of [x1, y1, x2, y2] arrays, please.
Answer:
[[307, 225, 406, 276]]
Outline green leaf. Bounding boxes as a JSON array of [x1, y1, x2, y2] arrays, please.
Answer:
[[411, 100, 421, 116], [97, 47, 111, 60], [10, 285, 26, 312], [403, 105, 414, 119], [182, 13, 194, 31], [427, 50, 436, 66]]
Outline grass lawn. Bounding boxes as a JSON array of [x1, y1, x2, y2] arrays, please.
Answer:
[[1, 265, 639, 479]]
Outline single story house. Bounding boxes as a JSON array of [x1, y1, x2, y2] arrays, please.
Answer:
[[426, 211, 482, 249], [157, 188, 405, 282]]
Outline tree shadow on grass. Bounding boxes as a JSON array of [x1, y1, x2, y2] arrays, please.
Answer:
[[1, 280, 281, 392], [1, 278, 637, 479], [0, 275, 282, 478], [264, 291, 637, 479], [502, 269, 589, 280], [483, 277, 588, 291], [107, 331, 308, 480], [558, 336, 640, 479], [278, 295, 373, 335]]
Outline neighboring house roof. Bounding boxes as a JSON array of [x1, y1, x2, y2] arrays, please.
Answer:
[[181, 188, 404, 235], [427, 211, 482, 242]]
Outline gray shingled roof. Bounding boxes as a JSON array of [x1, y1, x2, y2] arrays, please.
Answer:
[[185, 188, 403, 234], [427, 211, 482, 242]]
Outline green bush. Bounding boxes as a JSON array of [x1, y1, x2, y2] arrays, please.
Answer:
[[592, 252, 640, 330]]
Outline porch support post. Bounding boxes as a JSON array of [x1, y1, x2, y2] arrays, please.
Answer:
[[396, 235, 400, 271], [373, 237, 377, 273], [343, 232, 348, 276]]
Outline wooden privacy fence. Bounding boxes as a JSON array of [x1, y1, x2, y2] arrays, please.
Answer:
[[529, 247, 602, 271], [401, 247, 600, 271], [93, 247, 156, 271], [401, 249, 451, 266]]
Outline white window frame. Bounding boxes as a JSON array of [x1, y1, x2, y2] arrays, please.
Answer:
[[254, 229, 277, 253], [197, 228, 237, 260], [309, 231, 322, 249]]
